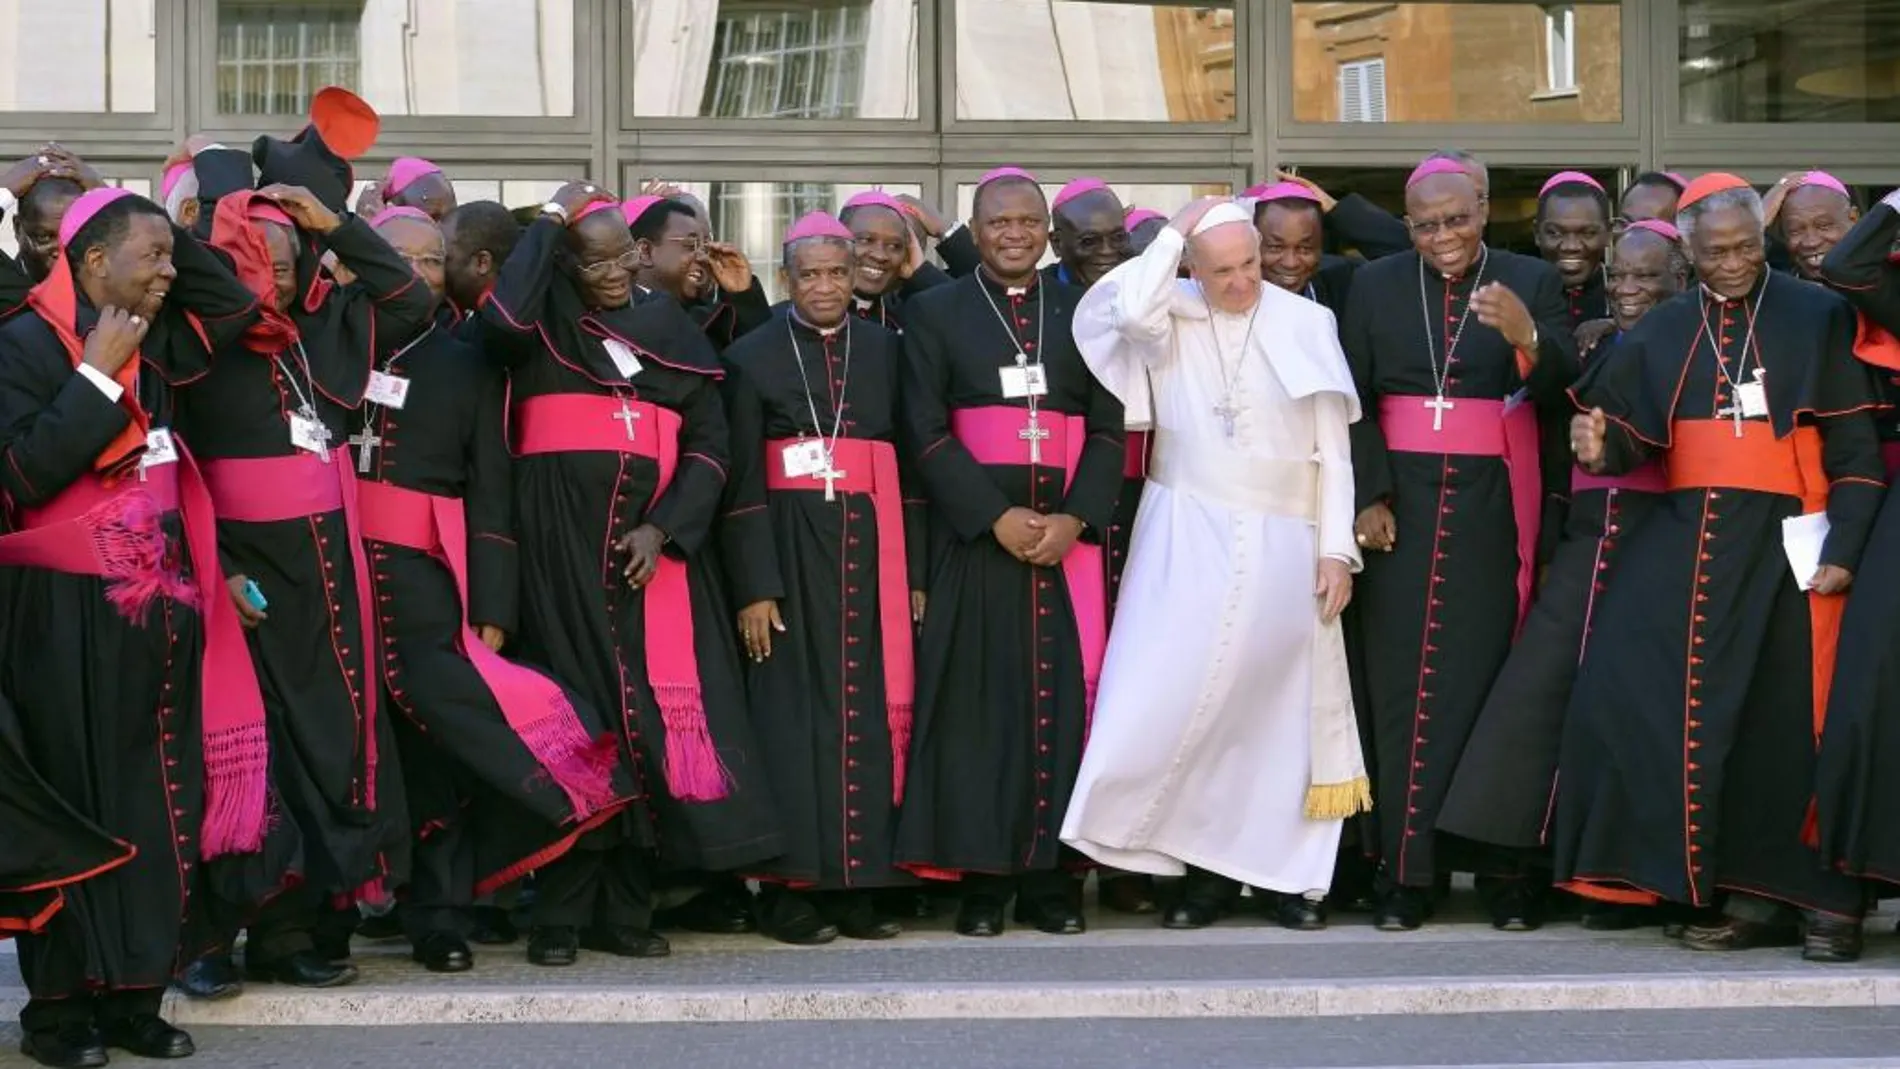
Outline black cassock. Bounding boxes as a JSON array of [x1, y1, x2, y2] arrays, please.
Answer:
[[1533, 271, 1614, 564], [1342, 247, 1578, 888], [1553, 272, 1880, 916], [179, 216, 433, 914], [849, 264, 954, 334], [693, 279, 774, 352], [1812, 204, 1900, 888], [719, 311, 925, 890], [482, 218, 781, 885], [349, 312, 637, 933], [0, 226, 256, 1017], [894, 272, 1123, 881]]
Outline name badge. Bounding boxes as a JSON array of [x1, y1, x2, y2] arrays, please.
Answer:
[[366, 370, 410, 409], [999, 363, 1048, 399], [781, 439, 830, 479], [140, 428, 179, 470], [603, 338, 643, 380], [289, 413, 331, 457], [1737, 375, 1769, 419]]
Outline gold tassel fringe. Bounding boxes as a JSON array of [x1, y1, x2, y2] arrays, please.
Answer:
[[1304, 776, 1373, 821]]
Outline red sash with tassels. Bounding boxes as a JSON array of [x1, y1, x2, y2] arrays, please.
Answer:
[[511, 392, 731, 803]]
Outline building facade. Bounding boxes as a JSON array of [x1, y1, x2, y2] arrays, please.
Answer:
[[2, 1, 1895, 290]]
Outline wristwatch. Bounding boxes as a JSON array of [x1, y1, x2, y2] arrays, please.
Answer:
[[539, 200, 569, 224]]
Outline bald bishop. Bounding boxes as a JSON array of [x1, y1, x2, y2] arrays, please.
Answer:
[[1062, 199, 1370, 928]]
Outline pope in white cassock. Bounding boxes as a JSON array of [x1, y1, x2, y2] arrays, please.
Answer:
[[1060, 197, 1372, 931]]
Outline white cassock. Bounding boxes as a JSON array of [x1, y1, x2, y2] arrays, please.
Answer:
[[1059, 213, 1370, 895]]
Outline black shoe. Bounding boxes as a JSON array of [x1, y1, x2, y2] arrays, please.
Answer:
[[1014, 896, 1086, 935], [99, 1015, 194, 1060], [1275, 895, 1328, 931], [412, 931, 475, 973], [1161, 901, 1220, 930], [877, 888, 935, 920], [1487, 881, 1545, 933], [469, 907, 519, 946], [356, 911, 404, 941], [526, 925, 579, 967], [955, 897, 1006, 937], [177, 953, 243, 1001], [1681, 918, 1801, 952], [829, 893, 902, 941], [665, 888, 757, 935], [1373, 886, 1430, 931], [1803, 916, 1864, 963], [1097, 874, 1158, 915], [757, 890, 839, 947], [244, 950, 360, 988], [580, 926, 672, 958], [20, 1025, 107, 1069]]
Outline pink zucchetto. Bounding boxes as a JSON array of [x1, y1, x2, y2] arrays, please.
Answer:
[[620, 194, 662, 227], [1622, 218, 1681, 242], [1123, 207, 1166, 229], [384, 156, 442, 197], [1051, 177, 1110, 211], [1406, 157, 1475, 190], [841, 190, 908, 216], [1247, 181, 1323, 204], [783, 211, 854, 246], [57, 187, 136, 248], [977, 166, 1038, 188], [160, 161, 193, 203], [1795, 170, 1851, 198], [1540, 171, 1605, 196], [369, 205, 435, 229]]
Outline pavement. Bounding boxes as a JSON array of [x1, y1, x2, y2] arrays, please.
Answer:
[[0, 894, 1896, 1067]]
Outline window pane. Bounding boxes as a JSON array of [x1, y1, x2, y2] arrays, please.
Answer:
[[1680, 0, 1900, 122], [957, 1, 1236, 121], [1289, 166, 1623, 254], [0, 1, 157, 113], [644, 181, 922, 302], [215, 1, 576, 117], [631, 1, 919, 120], [345, 178, 568, 214], [1292, 2, 1622, 123]]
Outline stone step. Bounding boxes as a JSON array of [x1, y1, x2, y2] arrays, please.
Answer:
[[5, 917, 1898, 1027]]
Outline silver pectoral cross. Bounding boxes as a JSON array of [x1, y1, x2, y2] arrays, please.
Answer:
[[1020, 408, 1050, 465], [819, 463, 847, 503], [1716, 401, 1745, 437], [1213, 397, 1244, 438], [612, 398, 641, 441], [1424, 393, 1456, 432], [348, 429, 382, 474]]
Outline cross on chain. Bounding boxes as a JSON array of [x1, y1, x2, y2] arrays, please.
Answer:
[[612, 397, 642, 441], [348, 429, 383, 474], [1423, 394, 1456, 433], [1212, 398, 1244, 438], [819, 463, 847, 503], [1020, 408, 1050, 465]]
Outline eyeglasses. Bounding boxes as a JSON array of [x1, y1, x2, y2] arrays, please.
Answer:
[[659, 235, 707, 256], [575, 249, 641, 279], [400, 253, 446, 271], [1407, 214, 1475, 237]]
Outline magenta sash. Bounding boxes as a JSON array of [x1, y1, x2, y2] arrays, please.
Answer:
[[1122, 430, 1150, 479], [1, 447, 271, 858], [202, 447, 381, 816], [355, 479, 620, 821], [1570, 461, 1667, 495], [946, 405, 1108, 717], [1379, 395, 1541, 631], [512, 393, 729, 803], [764, 437, 915, 804]]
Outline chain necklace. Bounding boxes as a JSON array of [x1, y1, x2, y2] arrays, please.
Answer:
[[1415, 246, 1489, 432], [351, 324, 436, 474], [1200, 283, 1263, 440], [1699, 273, 1771, 437], [785, 314, 853, 501]]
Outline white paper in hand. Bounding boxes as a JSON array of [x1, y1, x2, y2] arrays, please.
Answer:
[[1781, 510, 1831, 590]]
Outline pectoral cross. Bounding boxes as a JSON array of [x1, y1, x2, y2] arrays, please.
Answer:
[[348, 429, 382, 474], [819, 463, 847, 503], [1213, 397, 1244, 439], [1423, 393, 1456, 433], [612, 398, 641, 442], [1020, 408, 1050, 465], [1716, 400, 1745, 438]]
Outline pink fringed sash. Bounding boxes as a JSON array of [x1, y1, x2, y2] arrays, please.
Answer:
[[512, 393, 729, 803], [763, 437, 915, 803], [2, 446, 270, 858], [947, 406, 1108, 721], [355, 479, 621, 821]]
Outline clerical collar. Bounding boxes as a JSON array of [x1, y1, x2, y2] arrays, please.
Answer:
[[1700, 271, 1768, 305], [790, 310, 845, 338], [1436, 245, 1489, 283], [976, 264, 1039, 299], [852, 295, 874, 311]]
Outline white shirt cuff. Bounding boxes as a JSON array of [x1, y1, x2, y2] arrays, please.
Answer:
[[77, 363, 124, 402]]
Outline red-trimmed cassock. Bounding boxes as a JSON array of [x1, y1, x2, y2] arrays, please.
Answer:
[[1341, 246, 1578, 889], [479, 217, 781, 933], [348, 308, 637, 940], [1552, 270, 1882, 918], [181, 199, 434, 953], [892, 270, 1123, 903], [718, 310, 924, 897], [0, 217, 264, 1031]]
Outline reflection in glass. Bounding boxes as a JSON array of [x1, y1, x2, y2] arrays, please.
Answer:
[[1680, 1, 1900, 123], [217, 1, 576, 117], [630, 1, 919, 119], [957, 1, 1235, 121], [652, 182, 923, 302], [1291, 167, 1622, 254], [0, 1, 157, 113], [1291, 2, 1622, 123]]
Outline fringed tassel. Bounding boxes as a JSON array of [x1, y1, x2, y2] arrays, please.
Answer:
[[887, 701, 912, 806], [1304, 776, 1373, 821], [199, 720, 270, 859], [89, 491, 197, 624], [655, 683, 731, 803], [518, 705, 622, 819]]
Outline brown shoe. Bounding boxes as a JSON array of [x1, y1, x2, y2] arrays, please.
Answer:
[[1802, 916, 1864, 963], [1680, 917, 1800, 952]]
